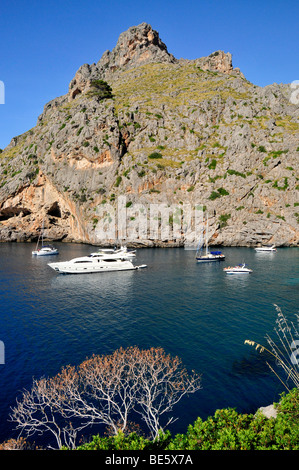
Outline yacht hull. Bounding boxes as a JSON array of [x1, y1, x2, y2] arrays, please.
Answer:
[[48, 258, 146, 274], [224, 270, 252, 274]]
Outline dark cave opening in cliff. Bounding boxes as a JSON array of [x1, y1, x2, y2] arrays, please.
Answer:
[[0, 207, 31, 221], [47, 202, 61, 218], [71, 88, 82, 100]]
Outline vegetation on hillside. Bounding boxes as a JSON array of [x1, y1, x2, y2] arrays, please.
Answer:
[[86, 79, 113, 100]]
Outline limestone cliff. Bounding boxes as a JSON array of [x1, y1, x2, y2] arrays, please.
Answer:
[[0, 23, 298, 246]]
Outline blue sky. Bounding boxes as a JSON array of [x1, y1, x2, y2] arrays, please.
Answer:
[[0, 0, 298, 149]]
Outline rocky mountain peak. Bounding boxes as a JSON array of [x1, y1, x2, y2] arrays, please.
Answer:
[[68, 23, 176, 100], [68, 23, 243, 101], [97, 22, 177, 71]]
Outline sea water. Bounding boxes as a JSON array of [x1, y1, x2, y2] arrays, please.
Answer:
[[0, 243, 298, 445]]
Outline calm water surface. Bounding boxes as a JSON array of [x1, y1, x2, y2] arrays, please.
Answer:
[[0, 243, 298, 444]]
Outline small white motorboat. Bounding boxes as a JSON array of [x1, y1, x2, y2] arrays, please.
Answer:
[[48, 253, 146, 274], [254, 244, 277, 252], [223, 263, 252, 274]]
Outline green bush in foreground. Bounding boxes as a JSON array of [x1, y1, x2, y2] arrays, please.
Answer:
[[77, 388, 299, 450]]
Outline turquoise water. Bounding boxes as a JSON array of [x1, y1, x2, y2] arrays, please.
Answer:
[[0, 243, 298, 445]]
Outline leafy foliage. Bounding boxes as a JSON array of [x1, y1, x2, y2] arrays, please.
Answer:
[[148, 152, 163, 159], [77, 389, 299, 450], [87, 80, 113, 100], [208, 187, 230, 200]]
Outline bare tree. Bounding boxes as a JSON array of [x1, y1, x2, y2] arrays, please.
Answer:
[[9, 366, 87, 449], [77, 347, 201, 440], [10, 347, 202, 448], [132, 347, 202, 439], [63, 348, 140, 435]]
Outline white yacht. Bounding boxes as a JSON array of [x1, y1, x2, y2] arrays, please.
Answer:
[[91, 246, 136, 259], [48, 253, 146, 274], [223, 263, 252, 274], [254, 244, 277, 252], [196, 214, 225, 262]]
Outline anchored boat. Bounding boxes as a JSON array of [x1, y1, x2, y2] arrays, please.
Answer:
[[32, 245, 59, 256], [254, 244, 277, 252], [223, 263, 252, 274], [48, 253, 146, 274], [32, 221, 59, 256], [196, 214, 225, 262]]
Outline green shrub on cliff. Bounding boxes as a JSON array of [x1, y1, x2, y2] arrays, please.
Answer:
[[77, 388, 299, 450], [87, 80, 113, 100], [148, 151, 162, 159]]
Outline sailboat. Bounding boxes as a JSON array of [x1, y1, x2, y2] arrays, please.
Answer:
[[32, 221, 59, 256], [196, 214, 225, 262]]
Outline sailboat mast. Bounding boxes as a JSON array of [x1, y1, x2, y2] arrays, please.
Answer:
[[206, 213, 208, 255], [35, 232, 41, 251], [41, 219, 44, 248]]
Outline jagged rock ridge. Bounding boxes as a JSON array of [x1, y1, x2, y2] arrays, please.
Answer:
[[0, 23, 298, 246]]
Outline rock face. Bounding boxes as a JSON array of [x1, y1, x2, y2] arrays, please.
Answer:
[[196, 50, 243, 76], [68, 23, 176, 100], [258, 404, 278, 419], [99, 22, 176, 71], [0, 23, 298, 247]]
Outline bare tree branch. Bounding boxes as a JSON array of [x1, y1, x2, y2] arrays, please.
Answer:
[[9, 347, 202, 447], [131, 347, 202, 439]]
